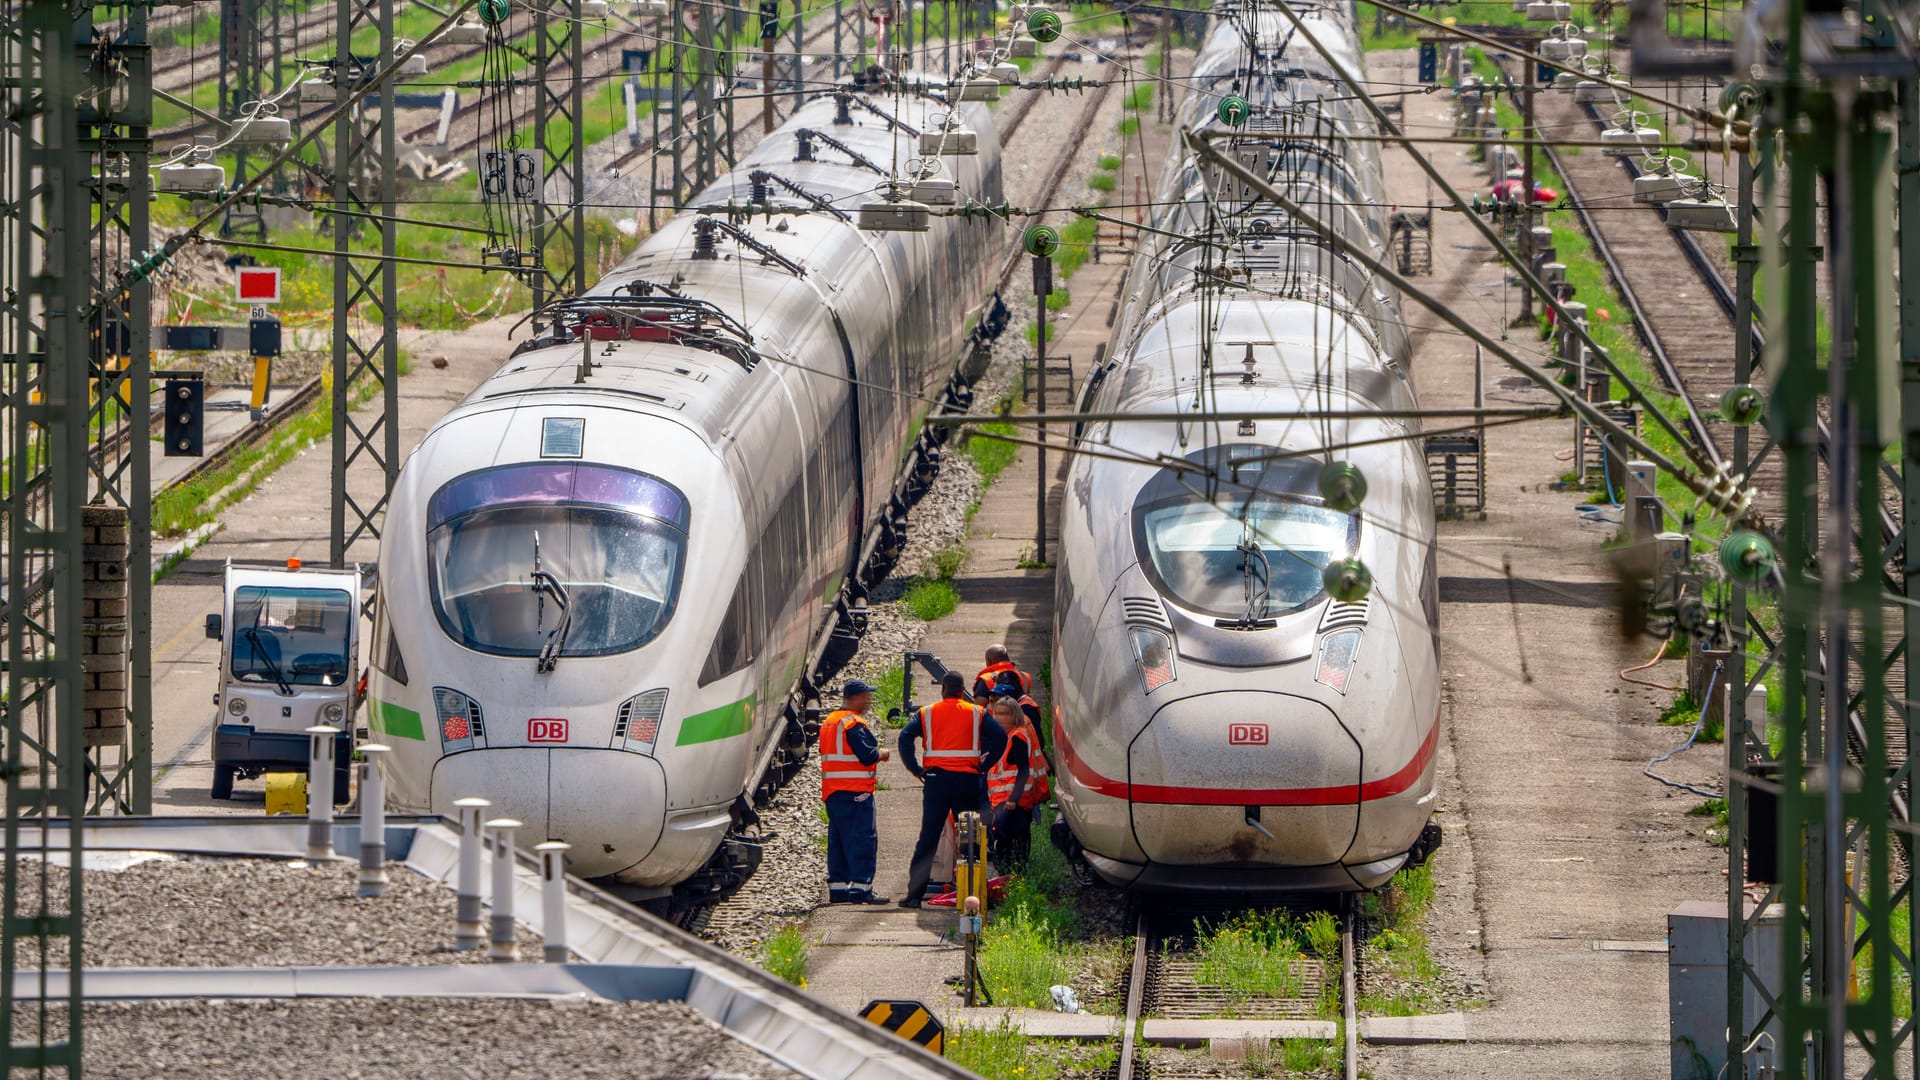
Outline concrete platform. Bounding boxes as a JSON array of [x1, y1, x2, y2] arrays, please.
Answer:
[[1142, 1019, 1340, 1044], [950, 1008, 1120, 1039], [1360, 1012, 1471, 1045]]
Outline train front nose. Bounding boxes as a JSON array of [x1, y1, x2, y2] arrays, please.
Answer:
[[430, 749, 667, 879], [1129, 690, 1361, 867]]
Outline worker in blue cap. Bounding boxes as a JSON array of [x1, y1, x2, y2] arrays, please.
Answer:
[[820, 679, 889, 904]]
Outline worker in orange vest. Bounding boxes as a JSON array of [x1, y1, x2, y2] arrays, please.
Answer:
[[991, 671, 1045, 745], [972, 643, 1034, 702], [986, 687, 1049, 870], [897, 672, 1008, 907], [820, 679, 890, 905]]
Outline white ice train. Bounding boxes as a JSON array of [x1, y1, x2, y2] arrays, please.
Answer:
[[367, 91, 1005, 913], [1050, 2, 1443, 892]]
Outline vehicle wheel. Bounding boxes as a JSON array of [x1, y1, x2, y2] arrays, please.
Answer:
[[211, 764, 236, 801]]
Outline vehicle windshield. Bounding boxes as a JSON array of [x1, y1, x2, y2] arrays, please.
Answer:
[[427, 464, 688, 658], [230, 586, 354, 687], [1132, 454, 1356, 621]]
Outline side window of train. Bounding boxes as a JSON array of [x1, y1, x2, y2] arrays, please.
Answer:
[[371, 591, 408, 686], [699, 573, 757, 687]]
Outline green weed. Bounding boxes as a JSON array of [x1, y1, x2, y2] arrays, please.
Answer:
[[1193, 909, 1308, 1003], [948, 1020, 1117, 1080], [874, 666, 908, 726], [761, 924, 810, 987], [931, 545, 968, 581], [966, 421, 1019, 482], [1097, 153, 1123, 170], [978, 900, 1079, 1009], [1046, 288, 1071, 312], [1123, 84, 1153, 111], [1690, 797, 1730, 848], [1358, 865, 1444, 1016], [903, 578, 960, 622], [1660, 690, 1723, 743], [1087, 171, 1117, 193], [1117, 116, 1140, 137]]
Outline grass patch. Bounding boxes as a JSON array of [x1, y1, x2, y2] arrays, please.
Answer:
[[978, 899, 1080, 1009], [948, 1020, 1118, 1080], [761, 924, 809, 987], [903, 578, 960, 622], [1087, 171, 1117, 193], [1690, 797, 1730, 847], [1244, 1038, 1342, 1076], [1122, 83, 1153, 111], [1193, 909, 1309, 1004], [874, 665, 908, 726], [1045, 288, 1071, 312], [1357, 864, 1443, 1016], [931, 544, 968, 581], [966, 421, 1019, 482], [1000, 810, 1081, 937], [1117, 115, 1139, 137], [1097, 153, 1122, 170], [1659, 690, 1723, 743]]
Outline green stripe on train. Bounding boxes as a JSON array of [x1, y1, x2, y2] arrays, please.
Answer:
[[676, 696, 755, 746], [369, 698, 426, 741]]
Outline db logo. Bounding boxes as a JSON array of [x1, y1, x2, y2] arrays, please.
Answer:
[[528, 717, 569, 743], [1228, 723, 1268, 746]]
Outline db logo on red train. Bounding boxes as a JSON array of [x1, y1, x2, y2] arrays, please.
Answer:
[[528, 718, 570, 743], [1228, 723, 1268, 746]]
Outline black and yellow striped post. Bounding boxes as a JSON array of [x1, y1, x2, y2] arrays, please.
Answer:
[[859, 999, 944, 1055]]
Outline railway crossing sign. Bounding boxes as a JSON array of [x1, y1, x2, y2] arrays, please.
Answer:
[[859, 999, 944, 1055]]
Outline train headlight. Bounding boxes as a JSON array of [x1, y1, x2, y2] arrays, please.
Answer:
[[226, 696, 248, 717], [615, 689, 669, 755], [1130, 627, 1177, 694], [322, 701, 347, 725], [1315, 628, 1363, 695], [433, 687, 486, 753]]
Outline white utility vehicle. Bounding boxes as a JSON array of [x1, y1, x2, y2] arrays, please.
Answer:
[[204, 559, 360, 802]]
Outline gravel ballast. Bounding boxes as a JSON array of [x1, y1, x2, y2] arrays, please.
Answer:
[[18, 999, 796, 1079], [16, 856, 548, 968]]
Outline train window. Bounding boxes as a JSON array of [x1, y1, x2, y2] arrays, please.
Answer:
[[426, 464, 689, 659], [1131, 457, 1357, 622], [699, 573, 757, 687], [371, 592, 408, 686]]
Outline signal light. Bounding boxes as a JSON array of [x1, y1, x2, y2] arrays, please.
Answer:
[[163, 376, 205, 457], [434, 687, 486, 753]]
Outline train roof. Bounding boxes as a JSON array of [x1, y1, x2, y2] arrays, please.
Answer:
[[442, 89, 1001, 445]]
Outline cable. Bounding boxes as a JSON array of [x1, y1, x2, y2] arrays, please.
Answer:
[[1645, 659, 1723, 799]]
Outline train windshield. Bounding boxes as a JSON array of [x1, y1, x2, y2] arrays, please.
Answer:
[[427, 464, 689, 659], [1132, 456, 1356, 621]]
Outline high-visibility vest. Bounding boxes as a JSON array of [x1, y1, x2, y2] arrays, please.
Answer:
[[976, 661, 1033, 694], [988, 721, 1050, 809], [819, 710, 877, 796], [917, 698, 984, 772]]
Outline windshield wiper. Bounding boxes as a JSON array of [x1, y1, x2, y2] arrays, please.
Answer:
[[530, 570, 572, 674], [1226, 528, 1276, 630], [244, 626, 294, 695]]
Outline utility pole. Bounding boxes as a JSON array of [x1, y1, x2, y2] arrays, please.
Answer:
[[533, 0, 587, 312], [1898, 70, 1920, 1080], [1724, 144, 1763, 1078], [329, 0, 401, 566], [650, 0, 732, 228], [1033, 254, 1050, 566]]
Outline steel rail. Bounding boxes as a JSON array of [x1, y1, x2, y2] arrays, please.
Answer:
[[1115, 911, 1148, 1080]]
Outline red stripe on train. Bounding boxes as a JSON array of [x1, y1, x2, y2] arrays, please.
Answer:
[[1050, 705, 1440, 807]]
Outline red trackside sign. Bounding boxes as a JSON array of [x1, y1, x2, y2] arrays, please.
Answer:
[[235, 266, 281, 305]]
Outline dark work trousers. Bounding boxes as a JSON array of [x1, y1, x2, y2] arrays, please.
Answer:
[[824, 791, 878, 901], [989, 803, 1034, 872], [903, 769, 987, 901]]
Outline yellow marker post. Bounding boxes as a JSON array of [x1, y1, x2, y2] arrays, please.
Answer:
[[264, 771, 307, 816], [250, 353, 272, 411]]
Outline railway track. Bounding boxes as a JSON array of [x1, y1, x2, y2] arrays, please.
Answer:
[[1522, 69, 1913, 815], [1110, 905, 1358, 1080]]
